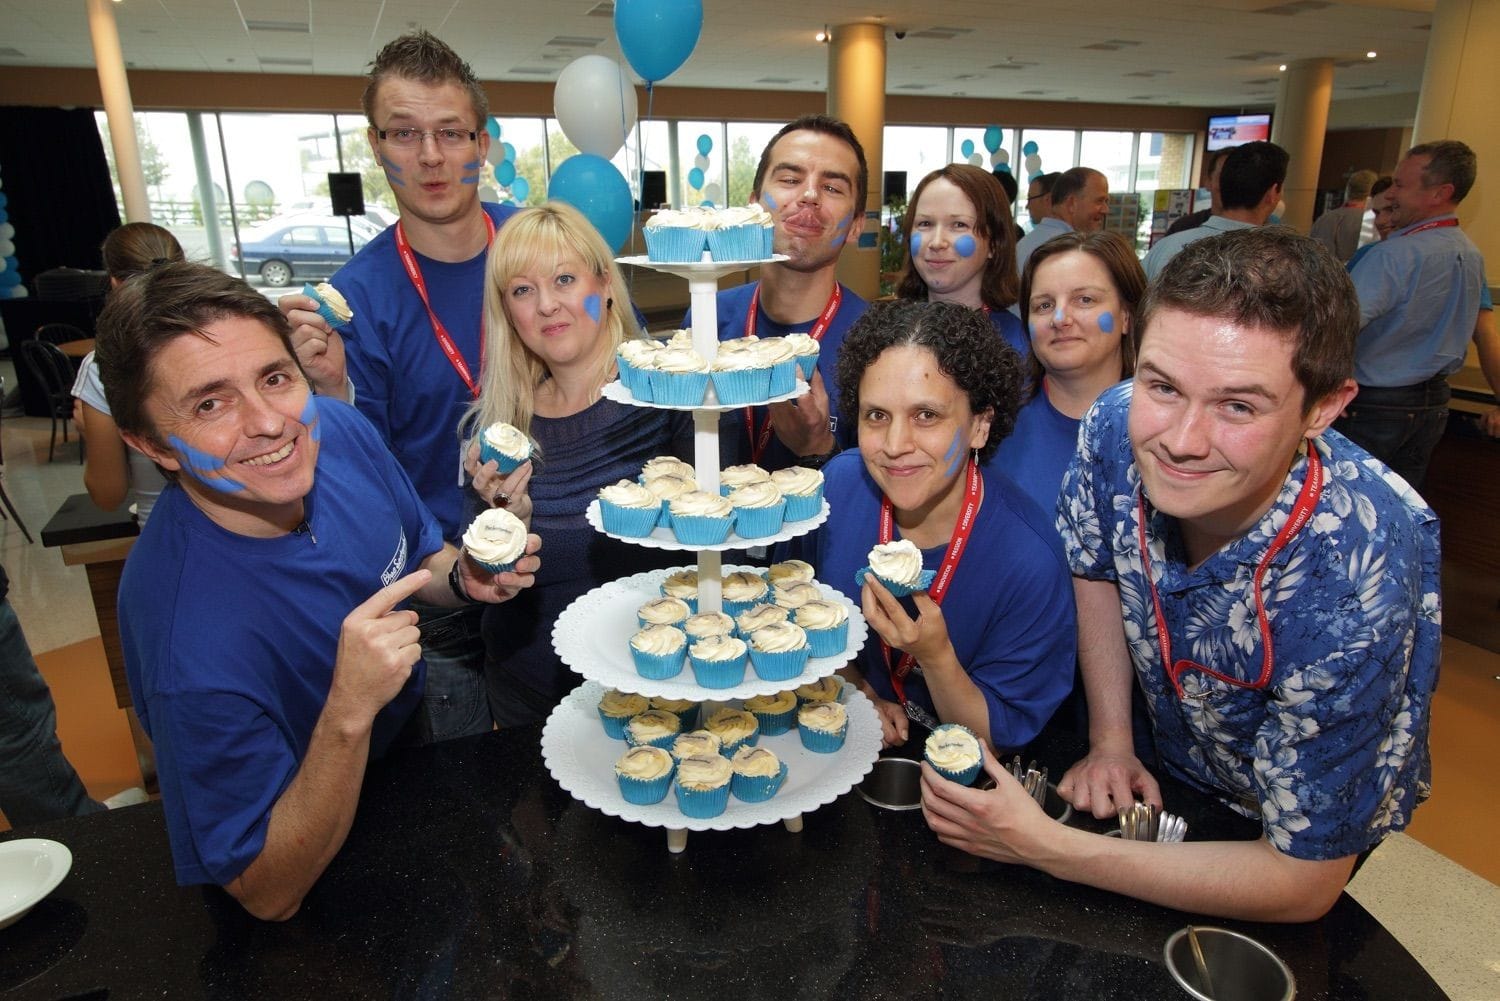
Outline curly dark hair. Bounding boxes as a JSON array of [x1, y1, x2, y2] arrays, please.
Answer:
[[836, 299, 1023, 462]]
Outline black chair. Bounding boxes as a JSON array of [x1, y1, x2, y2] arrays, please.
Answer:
[[17, 339, 81, 463], [35, 322, 90, 348]]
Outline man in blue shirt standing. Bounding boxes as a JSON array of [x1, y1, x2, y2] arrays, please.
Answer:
[[1014, 167, 1109, 278], [1338, 140, 1486, 488], [919, 228, 1440, 923]]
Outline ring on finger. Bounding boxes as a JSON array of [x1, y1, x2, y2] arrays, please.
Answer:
[[494, 491, 510, 507]]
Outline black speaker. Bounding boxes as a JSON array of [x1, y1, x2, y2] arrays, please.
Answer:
[[639, 170, 667, 210], [328, 172, 365, 217], [884, 170, 907, 205]]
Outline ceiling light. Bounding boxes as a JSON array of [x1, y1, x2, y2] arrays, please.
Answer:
[[1278, 64, 1287, 71], [815, 25, 830, 43], [1366, 50, 1377, 59]]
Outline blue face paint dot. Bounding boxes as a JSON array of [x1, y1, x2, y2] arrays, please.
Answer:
[[1053, 309, 1065, 326], [167, 435, 246, 493], [954, 234, 977, 258], [584, 294, 601, 323], [909, 233, 922, 258], [1098, 311, 1115, 334]]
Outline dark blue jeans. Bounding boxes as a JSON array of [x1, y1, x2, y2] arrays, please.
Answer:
[[413, 602, 493, 743], [1334, 375, 1450, 489]]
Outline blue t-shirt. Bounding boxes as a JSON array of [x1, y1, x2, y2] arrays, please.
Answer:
[[332, 202, 521, 539], [688, 281, 868, 470], [119, 400, 444, 887], [988, 388, 1083, 519], [989, 305, 1029, 359], [788, 452, 1076, 749], [1057, 383, 1441, 860]]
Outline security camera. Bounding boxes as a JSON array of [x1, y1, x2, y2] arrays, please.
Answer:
[[894, 30, 907, 40]]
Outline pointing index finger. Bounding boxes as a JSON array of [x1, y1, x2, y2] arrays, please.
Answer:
[[354, 568, 431, 619]]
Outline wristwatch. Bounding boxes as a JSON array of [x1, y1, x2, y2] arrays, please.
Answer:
[[797, 449, 838, 470], [448, 558, 480, 604]]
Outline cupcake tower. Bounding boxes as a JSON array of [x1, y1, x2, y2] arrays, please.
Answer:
[[543, 251, 879, 852]]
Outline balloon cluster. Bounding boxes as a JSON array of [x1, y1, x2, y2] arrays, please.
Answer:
[[1022, 140, 1045, 181], [547, 0, 704, 251], [483, 118, 532, 206], [958, 128, 1013, 174], [0, 165, 24, 299], [687, 133, 722, 207]]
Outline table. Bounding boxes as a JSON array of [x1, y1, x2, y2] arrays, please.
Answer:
[[0, 725, 1447, 1000], [55, 338, 95, 360]]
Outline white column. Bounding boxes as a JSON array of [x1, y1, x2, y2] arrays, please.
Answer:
[[86, 0, 149, 222]]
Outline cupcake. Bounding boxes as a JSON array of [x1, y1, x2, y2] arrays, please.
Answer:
[[598, 479, 662, 538], [650, 695, 701, 731], [644, 473, 697, 529], [597, 689, 650, 739], [729, 481, 787, 539], [704, 707, 761, 756], [668, 491, 736, 545], [748, 620, 811, 682], [648, 346, 710, 407], [796, 599, 850, 658], [707, 205, 769, 262], [303, 281, 353, 329], [688, 634, 749, 689], [644, 208, 711, 263], [766, 559, 816, 588], [730, 745, 788, 803], [753, 337, 799, 396], [616, 338, 661, 400], [721, 570, 771, 618], [719, 463, 772, 496], [673, 754, 733, 818], [641, 456, 696, 481], [784, 332, 821, 380], [923, 723, 984, 786], [683, 611, 735, 642], [742, 689, 798, 735], [709, 349, 772, 406], [624, 709, 682, 750], [735, 602, 788, 638], [659, 569, 701, 612], [670, 729, 723, 761], [637, 596, 691, 630], [772, 582, 823, 612], [615, 745, 675, 805], [795, 676, 843, 706], [860, 539, 936, 597], [772, 466, 825, 522], [478, 421, 532, 473], [462, 507, 528, 573], [797, 701, 849, 753], [629, 624, 687, 680]]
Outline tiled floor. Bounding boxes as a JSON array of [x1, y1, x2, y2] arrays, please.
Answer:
[[2, 355, 1498, 999]]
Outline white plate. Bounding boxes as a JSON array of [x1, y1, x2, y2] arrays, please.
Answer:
[[0, 839, 73, 929], [616, 254, 788, 277], [541, 680, 882, 832], [552, 565, 868, 701], [585, 498, 828, 551], [599, 378, 807, 412]]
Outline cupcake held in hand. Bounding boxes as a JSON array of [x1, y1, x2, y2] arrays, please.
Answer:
[[858, 539, 936, 597], [303, 281, 353, 329], [923, 723, 984, 786], [478, 421, 533, 473], [462, 507, 528, 573]]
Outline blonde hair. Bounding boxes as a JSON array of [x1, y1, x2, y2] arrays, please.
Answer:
[[463, 201, 644, 447]]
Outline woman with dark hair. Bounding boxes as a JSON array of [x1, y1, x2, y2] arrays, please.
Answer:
[[897, 164, 1028, 357], [71, 222, 185, 522], [789, 299, 1075, 750], [992, 230, 1144, 516]]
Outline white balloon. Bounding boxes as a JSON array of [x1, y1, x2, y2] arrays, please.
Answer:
[[0, 223, 13, 239], [0, 239, 13, 257], [554, 55, 638, 159], [995, 150, 1010, 164], [0, 257, 7, 273], [479, 185, 500, 203], [1024, 154, 1042, 172], [702, 182, 723, 204], [694, 153, 710, 172], [9, 285, 27, 298], [968, 153, 983, 166]]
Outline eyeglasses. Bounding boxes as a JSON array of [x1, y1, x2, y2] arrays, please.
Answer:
[[376, 127, 478, 149]]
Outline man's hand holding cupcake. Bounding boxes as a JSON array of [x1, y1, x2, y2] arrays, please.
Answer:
[[455, 508, 542, 603], [278, 286, 351, 400]]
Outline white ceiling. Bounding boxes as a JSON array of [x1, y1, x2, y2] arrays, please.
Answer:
[[0, 0, 1435, 110]]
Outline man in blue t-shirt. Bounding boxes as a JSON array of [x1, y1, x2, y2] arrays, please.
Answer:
[[97, 264, 538, 920], [280, 32, 521, 741], [921, 228, 1440, 923]]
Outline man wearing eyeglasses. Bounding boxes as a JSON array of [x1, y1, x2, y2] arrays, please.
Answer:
[[281, 32, 520, 743], [920, 228, 1440, 923]]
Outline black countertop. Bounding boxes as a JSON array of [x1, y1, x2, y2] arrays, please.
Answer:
[[0, 724, 1447, 1000]]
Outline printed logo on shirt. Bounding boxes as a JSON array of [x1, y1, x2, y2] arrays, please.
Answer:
[[382, 530, 409, 587]]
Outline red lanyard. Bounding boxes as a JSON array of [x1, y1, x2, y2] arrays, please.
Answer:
[[877, 458, 983, 703], [393, 212, 497, 399], [1137, 444, 1323, 698], [742, 283, 842, 463], [1398, 217, 1459, 239]]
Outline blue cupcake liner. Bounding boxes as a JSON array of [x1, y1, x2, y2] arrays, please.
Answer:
[[648, 369, 709, 407], [924, 723, 985, 786], [749, 645, 810, 682], [710, 366, 772, 406], [761, 228, 775, 258], [798, 720, 849, 753], [689, 652, 748, 689], [631, 646, 686, 681], [598, 708, 636, 739], [645, 226, 708, 263], [618, 767, 675, 805], [717, 728, 760, 757], [731, 761, 789, 803], [855, 566, 938, 597], [302, 283, 350, 329], [624, 727, 681, 751], [478, 438, 529, 474], [767, 358, 798, 397], [658, 587, 697, 614], [468, 555, 518, 575], [627, 366, 656, 402], [803, 621, 849, 658], [654, 704, 700, 731], [782, 489, 824, 522], [600, 499, 661, 538], [722, 596, 767, 620], [746, 704, 797, 736], [707, 226, 765, 263], [794, 352, 819, 380], [674, 780, 731, 818], [671, 513, 735, 546], [733, 501, 787, 539]]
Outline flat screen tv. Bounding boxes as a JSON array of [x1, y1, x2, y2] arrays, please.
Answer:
[[1206, 113, 1272, 151]]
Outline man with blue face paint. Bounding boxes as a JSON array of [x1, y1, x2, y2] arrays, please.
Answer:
[[687, 115, 871, 472], [97, 263, 540, 920], [281, 31, 522, 742]]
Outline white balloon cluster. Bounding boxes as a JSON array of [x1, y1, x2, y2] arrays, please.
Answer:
[[0, 164, 25, 299]]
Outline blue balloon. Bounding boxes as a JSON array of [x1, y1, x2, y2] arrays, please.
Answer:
[[696, 133, 712, 156], [687, 167, 705, 190], [496, 160, 517, 186], [486, 118, 502, 141], [0, 192, 7, 209], [1029, 170, 1043, 181], [615, 0, 703, 83], [548, 155, 632, 250], [0, 270, 20, 288], [984, 126, 1002, 154], [0, 208, 8, 225], [995, 164, 1012, 175], [512, 177, 532, 202], [1022, 140, 1039, 156], [502, 142, 517, 163], [960, 139, 975, 159]]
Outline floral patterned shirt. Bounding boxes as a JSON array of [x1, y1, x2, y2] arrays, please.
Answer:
[[1058, 383, 1441, 861]]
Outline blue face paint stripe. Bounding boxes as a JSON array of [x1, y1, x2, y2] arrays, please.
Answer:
[[954, 234, 977, 258], [1098, 310, 1116, 334], [943, 431, 965, 479], [299, 395, 322, 444], [835, 215, 851, 233], [461, 176, 479, 184], [583, 294, 601, 323], [761, 194, 777, 211], [378, 158, 403, 174], [463, 160, 481, 170], [168, 435, 246, 493]]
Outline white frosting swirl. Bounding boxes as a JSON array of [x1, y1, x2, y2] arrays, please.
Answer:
[[654, 346, 708, 374], [675, 753, 733, 789], [644, 473, 696, 504], [767, 560, 816, 586], [721, 571, 769, 602], [671, 730, 722, 760], [751, 337, 796, 366], [743, 690, 797, 714], [598, 689, 649, 718], [617, 339, 660, 366], [773, 582, 822, 610], [719, 204, 773, 227], [784, 332, 819, 358], [650, 696, 696, 715], [482, 422, 531, 460], [711, 350, 763, 373], [615, 745, 673, 780], [868, 539, 924, 587], [313, 282, 353, 322], [771, 466, 824, 497], [795, 599, 848, 630], [626, 709, 681, 742], [795, 677, 843, 703], [683, 611, 734, 639], [462, 507, 527, 565], [798, 701, 847, 733], [720, 464, 771, 488], [690, 634, 747, 663], [647, 207, 718, 230], [705, 708, 759, 744], [637, 596, 689, 625], [925, 725, 982, 771], [630, 623, 686, 655], [641, 456, 695, 480], [599, 479, 659, 509], [669, 490, 733, 519], [659, 569, 700, 600], [730, 745, 782, 777], [736, 603, 788, 633], [729, 481, 784, 510], [749, 620, 808, 653]]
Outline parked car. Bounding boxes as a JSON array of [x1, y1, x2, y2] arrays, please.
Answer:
[[231, 214, 383, 287]]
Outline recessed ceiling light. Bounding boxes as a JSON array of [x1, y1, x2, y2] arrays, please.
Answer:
[[1278, 64, 1288, 71], [1366, 50, 1377, 59]]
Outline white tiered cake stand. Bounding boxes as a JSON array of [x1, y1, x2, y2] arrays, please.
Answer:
[[542, 253, 880, 852]]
